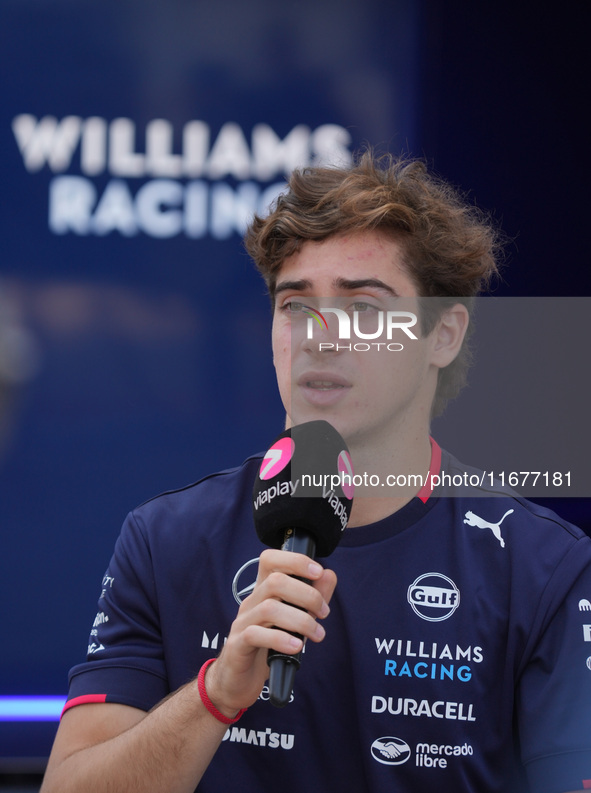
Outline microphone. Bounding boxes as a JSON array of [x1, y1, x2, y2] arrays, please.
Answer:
[[252, 420, 354, 707]]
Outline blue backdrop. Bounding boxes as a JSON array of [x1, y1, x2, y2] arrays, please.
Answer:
[[0, 0, 588, 767]]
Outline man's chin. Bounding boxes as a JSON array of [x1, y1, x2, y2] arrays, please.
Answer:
[[286, 407, 353, 442]]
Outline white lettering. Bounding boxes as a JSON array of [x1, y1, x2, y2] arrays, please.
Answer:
[[135, 179, 183, 238], [375, 638, 395, 654], [374, 638, 482, 663], [182, 121, 210, 177], [49, 176, 96, 234], [440, 644, 453, 660], [109, 118, 145, 177], [146, 119, 183, 177], [353, 310, 384, 339], [251, 123, 309, 180], [307, 308, 418, 342], [47, 176, 286, 239], [416, 742, 473, 756], [13, 114, 82, 172], [16, 116, 354, 241], [371, 696, 475, 721], [91, 179, 137, 236], [14, 116, 353, 180], [385, 311, 418, 339], [81, 117, 107, 175], [210, 181, 259, 239], [316, 308, 351, 339], [311, 124, 352, 167], [206, 122, 251, 179], [201, 631, 220, 650], [254, 478, 301, 511], [184, 180, 208, 238], [224, 726, 295, 749]]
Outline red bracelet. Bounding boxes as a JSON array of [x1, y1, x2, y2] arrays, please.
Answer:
[[197, 658, 247, 725]]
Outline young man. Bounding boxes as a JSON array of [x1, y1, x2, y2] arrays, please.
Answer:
[[41, 154, 591, 792]]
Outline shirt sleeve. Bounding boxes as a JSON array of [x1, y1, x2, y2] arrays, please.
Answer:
[[63, 509, 169, 716], [518, 537, 591, 793]]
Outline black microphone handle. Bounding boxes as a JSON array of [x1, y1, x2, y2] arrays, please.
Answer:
[[267, 527, 316, 708]]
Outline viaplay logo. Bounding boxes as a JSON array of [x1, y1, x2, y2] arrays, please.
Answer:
[[302, 304, 418, 352], [254, 426, 354, 528], [259, 437, 295, 480], [337, 449, 355, 500]]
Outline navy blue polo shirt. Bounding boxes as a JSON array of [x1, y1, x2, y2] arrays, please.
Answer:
[[65, 444, 591, 792]]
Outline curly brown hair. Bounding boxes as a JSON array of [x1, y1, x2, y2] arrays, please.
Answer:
[[244, 151, 502, 416]]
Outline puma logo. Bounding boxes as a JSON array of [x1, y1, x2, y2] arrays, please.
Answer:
[[463, 509, 514, 548]]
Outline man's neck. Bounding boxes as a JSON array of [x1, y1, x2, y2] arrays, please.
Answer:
[[345, 432, 433, 528]]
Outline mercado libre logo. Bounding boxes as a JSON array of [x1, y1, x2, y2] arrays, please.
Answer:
[[371, 737, 411, 766]]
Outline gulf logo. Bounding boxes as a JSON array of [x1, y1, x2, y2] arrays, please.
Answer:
[[259, 437, 295, 480]]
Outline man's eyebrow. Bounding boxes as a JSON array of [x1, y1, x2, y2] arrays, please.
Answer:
[[334, 277, 398, 295], [274, 279, 313, 296], [273, 277, 398, 297]]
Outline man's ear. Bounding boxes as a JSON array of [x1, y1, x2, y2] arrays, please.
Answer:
[[430, 303, 470, 369]]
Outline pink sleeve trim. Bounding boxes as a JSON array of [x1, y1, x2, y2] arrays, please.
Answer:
[[61, 693, 107, 718]]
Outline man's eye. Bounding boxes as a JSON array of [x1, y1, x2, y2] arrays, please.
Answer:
[[351, 301, 377, 312], [280, 301, 304, 313]]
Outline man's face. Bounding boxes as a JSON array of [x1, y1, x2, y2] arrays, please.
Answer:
[[271, 231, 442, 450]]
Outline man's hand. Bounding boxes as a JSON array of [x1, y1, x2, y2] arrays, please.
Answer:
[[41, 549, 336, 793], [205, 548, 337, 717]]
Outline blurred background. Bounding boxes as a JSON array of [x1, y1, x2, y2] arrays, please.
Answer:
[[0, 0, 589, 785]]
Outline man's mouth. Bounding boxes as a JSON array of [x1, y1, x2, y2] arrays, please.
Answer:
[[305, 380, 346, 390], [295, 372, 352, 407]]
